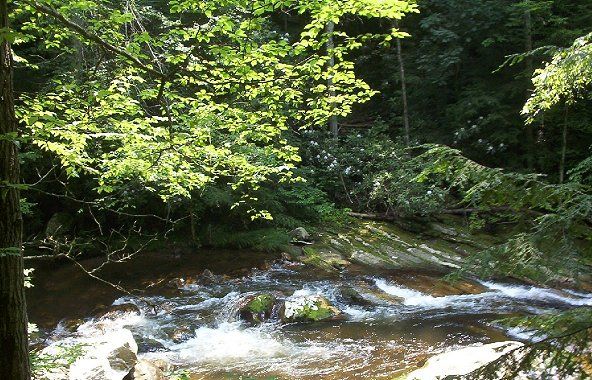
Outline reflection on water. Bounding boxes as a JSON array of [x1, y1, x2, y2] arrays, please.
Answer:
[[28, 251, 592, 379]]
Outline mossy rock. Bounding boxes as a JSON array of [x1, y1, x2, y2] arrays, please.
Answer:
[[282, 295, 341, 322], [238, 293, 279, 324]]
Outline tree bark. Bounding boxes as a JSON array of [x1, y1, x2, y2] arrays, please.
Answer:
[[0, 0, 31, 378], [326, 20, 338, 139], [559, 105, 568, 184], [524, 4, 536, 170], [394, 20, 410, 146]]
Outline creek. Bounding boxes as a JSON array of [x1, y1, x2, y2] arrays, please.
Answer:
[[27, 248, 592, 379]]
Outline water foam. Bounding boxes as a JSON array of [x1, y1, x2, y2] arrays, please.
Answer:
[[479, 281, 592, 306]]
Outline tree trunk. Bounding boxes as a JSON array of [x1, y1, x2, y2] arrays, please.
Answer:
[[0, 0, 31, 379], [326, 20, 338, 139], [524, 5, 536, 170], [559, 105, 568, 184], [394, 20, 410, 146]]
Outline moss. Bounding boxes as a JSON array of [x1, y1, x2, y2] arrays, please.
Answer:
[[283, 296, 341, 322], [246, 294, 275, 314], [301, 246, 344, 272]]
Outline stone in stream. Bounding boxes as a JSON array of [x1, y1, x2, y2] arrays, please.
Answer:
[[238, 293, 281, 324], [340, 286, 373, 306], [94, 303, 141, 320], [168, 325, 193, 343], [281, 294, 341, 322], [404, 341, 523, 380]]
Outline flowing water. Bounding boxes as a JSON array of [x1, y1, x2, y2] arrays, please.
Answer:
[[28, 250, 592, 379]]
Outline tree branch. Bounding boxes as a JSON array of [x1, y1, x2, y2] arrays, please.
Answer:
[[21, 0, 166, 79]]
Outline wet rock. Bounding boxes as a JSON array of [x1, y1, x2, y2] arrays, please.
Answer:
[[405, 341, 523, 380], [95, 303, 141, 320], [137, 338, 166, 353], [281, 295, 341, 322], [169, 325, 193, 343], [201, 269, 217, 282], [126, 359, 165, 380], [290, 227, 311, 242], [60, 318, 85, 332], [59, 328, 138, 380], [394, 274, 487, 297], [340, 287, 373, 306], [238, 293, 280, 324]]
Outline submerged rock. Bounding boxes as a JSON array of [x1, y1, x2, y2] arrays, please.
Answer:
[[404, 341, 523, 380], [281, 295, 341, 322]]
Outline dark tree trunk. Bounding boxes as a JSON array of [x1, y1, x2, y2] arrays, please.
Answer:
[[394, 20, 410, 146], [524, 5, 536, 170], [559, 105, 568, 184], [0, 0, 31, 378]]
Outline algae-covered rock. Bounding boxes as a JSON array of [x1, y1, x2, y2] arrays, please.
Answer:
[[301, 246, 350, 272], [238, 293, 278, 324], [282, 294, 341, 322]]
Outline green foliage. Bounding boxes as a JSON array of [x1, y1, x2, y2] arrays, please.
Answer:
[[299, 125, 446, 216], [198, 226, 290, 252], [30, 344, 87, 380], [14, 0, 417, 219], [524, 32, 592, 122], [460, 317, 592, 379], [247, 294, 275, 314], [418, 144, 591, 284]]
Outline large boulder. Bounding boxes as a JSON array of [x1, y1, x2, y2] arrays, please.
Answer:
[[68, 329, 138, 380], [405, 341, 523, 380], [281, 294, 341, 322]]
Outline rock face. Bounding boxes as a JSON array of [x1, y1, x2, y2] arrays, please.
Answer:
[[405, 341, 524, 380], [282, 294, 341, 322], [290, 227, 311, 242], [68, 329, 138, 380]]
